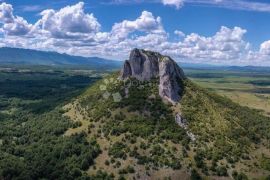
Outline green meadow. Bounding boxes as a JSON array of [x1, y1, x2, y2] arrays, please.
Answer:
[[185, 68, 270, 116]]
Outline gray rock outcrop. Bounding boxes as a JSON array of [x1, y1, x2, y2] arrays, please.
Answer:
[[121, 48, 160, 81], [120, 48, 186, 104], [121, 60, 132, 79]]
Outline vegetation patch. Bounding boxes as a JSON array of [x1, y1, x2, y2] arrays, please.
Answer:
[[0, 70, 101, 179]]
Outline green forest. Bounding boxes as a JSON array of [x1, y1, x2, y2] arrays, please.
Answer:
[[0, 70, 101, 179]]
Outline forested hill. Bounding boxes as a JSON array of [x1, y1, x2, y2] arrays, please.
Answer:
[[0, 47, 121, 69]]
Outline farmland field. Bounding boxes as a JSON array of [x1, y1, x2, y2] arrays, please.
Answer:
[[185, 67, 270, 116]]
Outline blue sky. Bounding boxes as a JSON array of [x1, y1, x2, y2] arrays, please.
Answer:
[[8, 0, 270, 48], [1, 0, 270, 65]]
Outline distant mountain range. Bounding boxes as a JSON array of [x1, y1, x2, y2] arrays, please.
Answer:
[[0, 47, 122, 69], [179, 62, 270, 72], [0, 47, 269, 71]]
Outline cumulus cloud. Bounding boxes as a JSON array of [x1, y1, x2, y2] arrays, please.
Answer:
[[111, 11, 165, 40], [174, 30, 185, 37], [162, 0, 184, 9], [0, 3, 32, 36], [34, 2, 100, 39], [20, 5, 43, 12], [3, 16, 32, 36], [160, 26, 250, 63], [0, 3, 14, 23], [0, 2, 270, 65], [260, 40, 270, 55], [108, 0, 270, 13]]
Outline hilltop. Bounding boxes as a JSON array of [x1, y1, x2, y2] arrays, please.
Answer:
[[120, 48, 186, 104], [60, 49, 270, 179]]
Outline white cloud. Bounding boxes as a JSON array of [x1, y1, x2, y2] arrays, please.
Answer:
[[0, 2, 270, 65], [111, 11, 165, 40], [174, 30, 185, 37], [35, 2, 100, 39], [161, 26, 250, 63], [0, 3, 32, 36], [108, 0, 270, 13], [162, 0, 184, 9], [3, 16, 32, 36], [92, 25, 250, 64], [260, 40, 270, 55], [0, 3, 14, 23], [244, 40, 270, 64]]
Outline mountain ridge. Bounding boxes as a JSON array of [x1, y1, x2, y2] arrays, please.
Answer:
[[1, 47, 270, 71], [0, 47, 121, 69]]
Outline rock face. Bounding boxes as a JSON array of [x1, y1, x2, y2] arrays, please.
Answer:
[[121, 48, 160, 81], [120, 48, 186, 104]]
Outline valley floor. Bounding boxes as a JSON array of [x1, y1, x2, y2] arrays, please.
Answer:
[[186, 68, 270, 116]]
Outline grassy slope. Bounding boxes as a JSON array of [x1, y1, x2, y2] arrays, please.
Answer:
[[64, 73, 270, 179], [181, 80, 270, 178]]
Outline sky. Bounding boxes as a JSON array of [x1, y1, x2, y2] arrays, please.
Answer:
[[0, 0, 270, 65]]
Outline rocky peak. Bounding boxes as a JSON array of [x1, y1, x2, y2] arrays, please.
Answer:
[[120, 48, 186, 104], [121, 48, 160, 81]]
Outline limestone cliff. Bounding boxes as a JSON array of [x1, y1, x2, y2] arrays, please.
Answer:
[[120, 48, 186, 104]]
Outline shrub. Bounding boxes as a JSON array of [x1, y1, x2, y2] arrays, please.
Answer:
[[191, 169, 202, 180], [232, 171, 248, 180], [108, 142, 127, 159], [105, 160, 110, 166], [216, 166, 227, 176]]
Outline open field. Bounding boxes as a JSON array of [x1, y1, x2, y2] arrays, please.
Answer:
[[185, 67, 270, 116]]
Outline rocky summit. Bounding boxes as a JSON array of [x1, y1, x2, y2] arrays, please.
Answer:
[[120, 48, 186, 104]]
